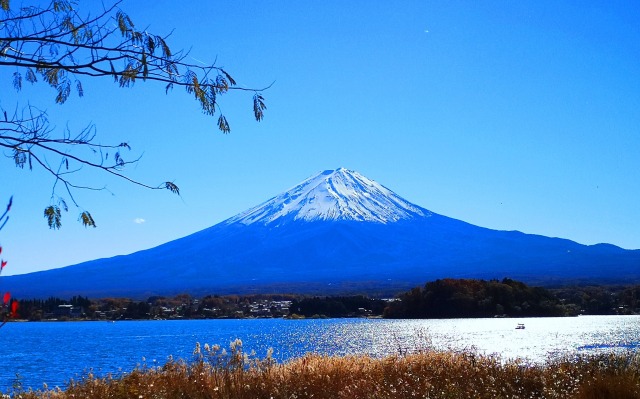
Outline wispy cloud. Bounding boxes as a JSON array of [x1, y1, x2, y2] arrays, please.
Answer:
[[133, 218, 146, 224]]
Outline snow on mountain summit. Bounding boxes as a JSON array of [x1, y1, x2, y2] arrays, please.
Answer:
[[225, 168, 431, 225]]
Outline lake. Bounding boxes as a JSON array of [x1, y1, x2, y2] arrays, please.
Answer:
[[1, 315, 639, 392]]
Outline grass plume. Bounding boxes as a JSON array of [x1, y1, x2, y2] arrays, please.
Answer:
[[5, 341, 640, 398]]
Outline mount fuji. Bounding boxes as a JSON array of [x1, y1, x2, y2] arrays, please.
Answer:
[[226, 168, 429, 225], [6, 168, 640, 298]]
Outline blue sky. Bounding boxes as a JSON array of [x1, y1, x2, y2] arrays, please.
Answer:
[[2, 0, 639, 276]]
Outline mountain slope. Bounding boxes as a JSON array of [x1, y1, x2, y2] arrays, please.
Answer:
[[5, 168, 640, 298]]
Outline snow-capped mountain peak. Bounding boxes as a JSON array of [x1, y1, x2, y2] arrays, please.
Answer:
[[225, 168, 431, 225]]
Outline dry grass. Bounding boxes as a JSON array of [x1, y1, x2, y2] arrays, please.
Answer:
[[5, 340, 640, 399]]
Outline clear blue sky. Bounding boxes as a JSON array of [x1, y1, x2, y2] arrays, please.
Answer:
[[2, 0, 639, 276]]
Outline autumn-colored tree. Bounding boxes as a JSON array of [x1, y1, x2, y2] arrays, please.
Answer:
[[0, 197, 18, 327], [1, 0, 267, 228]]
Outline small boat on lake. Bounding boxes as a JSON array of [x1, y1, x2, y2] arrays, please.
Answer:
[[516, 323, 525, 330]]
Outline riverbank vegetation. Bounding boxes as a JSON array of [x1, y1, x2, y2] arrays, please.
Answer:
[[9, 279, 640, 322], [5, 341, 639, 398]]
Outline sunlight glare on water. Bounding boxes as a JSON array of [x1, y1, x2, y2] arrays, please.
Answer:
[[1, 316, 638, 391]]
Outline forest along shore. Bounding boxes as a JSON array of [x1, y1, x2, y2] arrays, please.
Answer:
[[7, 278, 640, 322]]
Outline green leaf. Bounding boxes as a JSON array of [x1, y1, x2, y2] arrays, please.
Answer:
[[59, 198, 68, 212], [253, 93, 267, 122], [114, 151, 124, 167], [183, 70, 197, 94], [76, 80, 83, 97], [61, 16, 78, 42], [44, 68, 58, 86], [55, 80, 71, 104], [116, 11, 129, 35], [218, 115, 230, 134], [157, 36, 172, 58], [12, 72, 22, 91], [26, 68, 37, 84], [131, 30, 143, 45], [192, 75, 202, 98], [53, 0, 73, 12], [165, 182, 180, 195], [119, 63, 138, 87], [221, 69, 237, 86], [141, 52, 148, 79], [44, 206, 62, 229], [215, 75, 229, 94], [146, 35, 156, 53], [79, 211, 96, 228], [13, 148, 26, 168], [110, 61, 117, 82]]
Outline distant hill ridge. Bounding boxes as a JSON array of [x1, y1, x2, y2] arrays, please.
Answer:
[[5, 168, 640, 298]]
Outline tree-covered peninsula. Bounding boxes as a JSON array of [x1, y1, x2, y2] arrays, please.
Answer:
[[383, 278, 566, 318]]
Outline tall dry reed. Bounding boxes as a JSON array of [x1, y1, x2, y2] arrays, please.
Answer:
[[5, 341, 640, 399]]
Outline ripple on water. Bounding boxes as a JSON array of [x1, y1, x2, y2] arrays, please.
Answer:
[[0, 315, 638, 391]]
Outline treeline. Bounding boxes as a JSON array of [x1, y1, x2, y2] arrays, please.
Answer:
[[552, 284, 640, 315], [15, 294, 297, 321], [17, 296, 92, 320], [384, 278, 564, 318], [384, 278, 640, 318], [11, 279, 640, 321], [289, 295, 387, 318]]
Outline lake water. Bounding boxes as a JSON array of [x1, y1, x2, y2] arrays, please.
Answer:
[[1, 315, 639, 392]]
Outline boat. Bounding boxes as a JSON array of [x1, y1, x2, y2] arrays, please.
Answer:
[[515, 323, 525, 330]]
